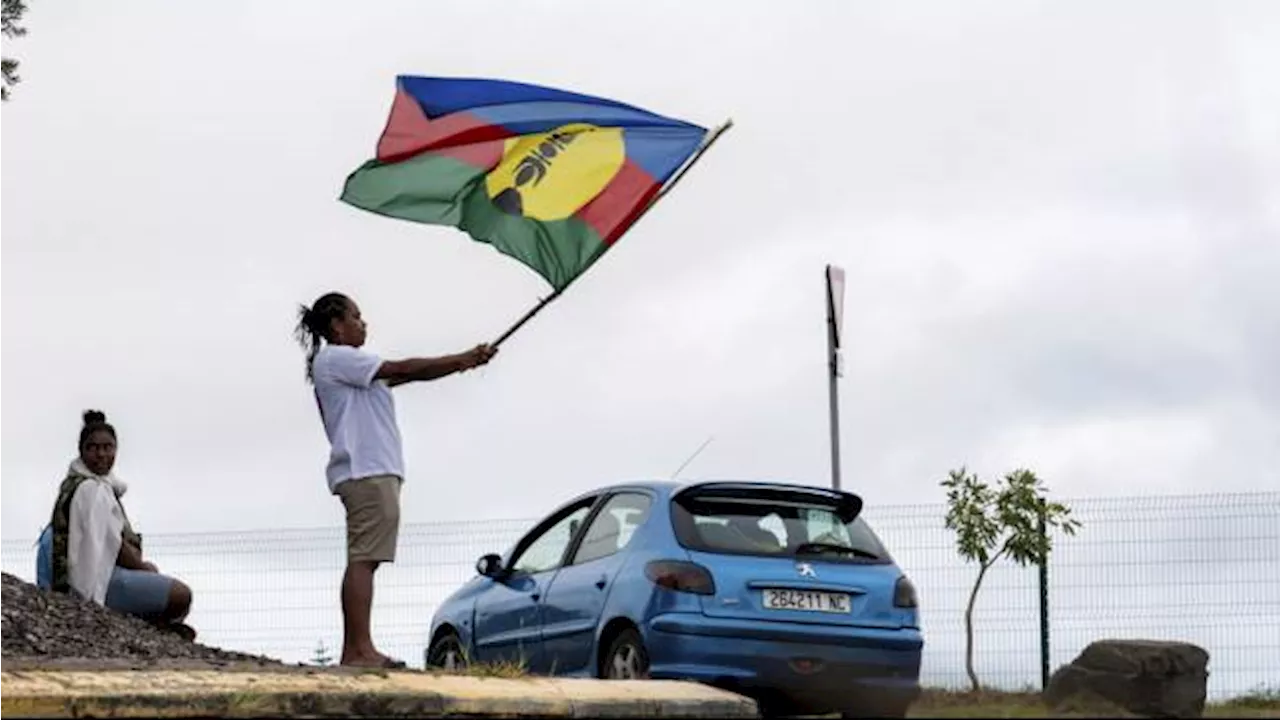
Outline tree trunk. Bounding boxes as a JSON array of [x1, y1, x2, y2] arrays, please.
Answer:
[[964, 562, 991, 692]]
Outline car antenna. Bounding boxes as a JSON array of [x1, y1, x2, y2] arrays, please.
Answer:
[[670, 435, 715, 480]]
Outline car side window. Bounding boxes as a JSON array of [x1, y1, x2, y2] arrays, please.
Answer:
[[510, 501, 595, 576], [570, 493, 653, 566]]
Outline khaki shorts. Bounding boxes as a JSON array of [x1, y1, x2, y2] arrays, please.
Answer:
[[336, 475, 402, 564]]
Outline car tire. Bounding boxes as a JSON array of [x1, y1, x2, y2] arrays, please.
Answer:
[[425, 630, 468, 672], [600, 627, 650, 680]]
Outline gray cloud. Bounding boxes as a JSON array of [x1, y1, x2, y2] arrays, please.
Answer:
[[4, 0, 1279, 540]]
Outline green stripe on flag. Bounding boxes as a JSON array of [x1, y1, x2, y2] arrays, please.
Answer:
[[341, 153, 608, 291], [340, 153, 483, 226], [457, 190, 606, 291]]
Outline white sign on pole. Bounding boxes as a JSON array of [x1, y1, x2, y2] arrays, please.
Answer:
[[824, 263, 846, 489], [826, 264, 846, 349]]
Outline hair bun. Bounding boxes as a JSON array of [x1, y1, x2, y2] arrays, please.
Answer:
[[82, 409, 107, 426]]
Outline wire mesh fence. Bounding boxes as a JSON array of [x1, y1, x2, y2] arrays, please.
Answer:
[[4, 491, 1277, 699]]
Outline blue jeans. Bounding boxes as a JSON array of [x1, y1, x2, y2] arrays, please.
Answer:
[[104, 567, 176, 617], [36, 526, 175, 618]]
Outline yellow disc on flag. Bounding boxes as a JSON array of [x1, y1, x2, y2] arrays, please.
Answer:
[[485, 123, 625, 221]]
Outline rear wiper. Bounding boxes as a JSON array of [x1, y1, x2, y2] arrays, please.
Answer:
[[795, 542, 881, 560]]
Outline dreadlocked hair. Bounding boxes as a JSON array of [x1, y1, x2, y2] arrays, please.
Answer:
[[293, 292, 351, 383]]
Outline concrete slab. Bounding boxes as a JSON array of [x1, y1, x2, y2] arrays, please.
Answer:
[[0, 668, 759, 718]]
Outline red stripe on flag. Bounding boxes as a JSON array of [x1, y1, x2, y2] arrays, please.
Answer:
[[435, 138, 507, 168], [575, 160, 660, 246], [376, 88, 512, 167]]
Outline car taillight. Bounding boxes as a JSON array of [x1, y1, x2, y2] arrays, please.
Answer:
[[894, 575, 918, 608], [644, 560, 715, 595]]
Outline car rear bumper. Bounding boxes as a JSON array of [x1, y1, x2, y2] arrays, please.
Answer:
[[644, 613, 922, 711]]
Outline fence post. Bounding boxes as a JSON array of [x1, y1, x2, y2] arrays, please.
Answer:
[[1038, 512, 1050, 691]]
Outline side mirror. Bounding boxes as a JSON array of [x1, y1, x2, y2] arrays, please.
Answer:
[[476, 553, 504, 578]]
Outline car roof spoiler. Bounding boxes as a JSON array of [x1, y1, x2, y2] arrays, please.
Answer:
[[672, 481, 864, 523]]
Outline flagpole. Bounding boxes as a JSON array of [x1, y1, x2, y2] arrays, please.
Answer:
[[491, 119, 734, 349]]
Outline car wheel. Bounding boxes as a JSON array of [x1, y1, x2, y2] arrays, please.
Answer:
[[426, 630, 468, 672], [601, 627, 650, 680]]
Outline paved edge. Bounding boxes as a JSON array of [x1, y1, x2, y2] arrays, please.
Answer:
[[0, 669, 760, 718]]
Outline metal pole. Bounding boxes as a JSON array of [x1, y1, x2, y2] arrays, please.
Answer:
[[1038, 513, 1050, 690], [826, 268, 842, 491], [492, 290, 560, 348]]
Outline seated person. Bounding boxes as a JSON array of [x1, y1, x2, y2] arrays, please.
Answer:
[[36, 410, 195, 640]]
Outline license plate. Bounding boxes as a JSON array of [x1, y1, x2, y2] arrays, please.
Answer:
[[761, 588, 851, 613]]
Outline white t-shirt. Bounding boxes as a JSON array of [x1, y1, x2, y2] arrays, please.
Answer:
[[312, 344, 405, 493]]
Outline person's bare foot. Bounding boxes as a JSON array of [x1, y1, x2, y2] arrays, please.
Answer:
[[339, 650, 380, 667], [151, 619, 197, 642], [339, 651, 404, 669], [169, 622, 197, 642]]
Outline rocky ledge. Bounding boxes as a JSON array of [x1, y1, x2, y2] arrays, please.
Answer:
[[2, 571, 284, 671]]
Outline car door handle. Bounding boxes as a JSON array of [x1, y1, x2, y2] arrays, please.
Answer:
[[595, 576, 607, 590], [531, 592, 541, 602]]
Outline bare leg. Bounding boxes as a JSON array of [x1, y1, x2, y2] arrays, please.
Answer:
[[336, 476, 404, 668], [339, 560, 386, 666], [165, 580, 193, 622], [145, 579, 196, 642]]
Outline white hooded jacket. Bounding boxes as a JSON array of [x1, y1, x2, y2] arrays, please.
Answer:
[[64, 458, 130, 604]]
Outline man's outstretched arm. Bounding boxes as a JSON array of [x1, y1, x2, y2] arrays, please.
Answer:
[[375, 344, 497, 387]]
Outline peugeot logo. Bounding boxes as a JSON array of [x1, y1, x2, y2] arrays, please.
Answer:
[[796, 563, 817, 578]]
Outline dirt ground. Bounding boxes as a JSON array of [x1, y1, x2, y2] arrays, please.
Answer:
[[904, 688, 1280, 718]]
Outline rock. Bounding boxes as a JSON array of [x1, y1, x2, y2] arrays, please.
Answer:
[[1045, 639, 1209, 718], [1, 571, 282, 669]]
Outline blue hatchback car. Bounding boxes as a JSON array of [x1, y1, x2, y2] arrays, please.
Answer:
[[425, 480, 923, 717]]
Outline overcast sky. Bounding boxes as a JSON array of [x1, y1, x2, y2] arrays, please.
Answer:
[[3, 0, 1278, 539]]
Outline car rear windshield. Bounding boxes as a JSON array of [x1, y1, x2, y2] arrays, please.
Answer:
[[671, 491, 891, 564]]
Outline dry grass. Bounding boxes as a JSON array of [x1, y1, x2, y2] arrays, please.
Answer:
[[432, 659, 529, 679], [907, 688, 1051, 718], [906, 687, 1280, 718], [419, 656, 530, 679], [1216, 687, 1280, 716]]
